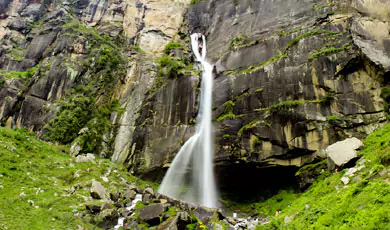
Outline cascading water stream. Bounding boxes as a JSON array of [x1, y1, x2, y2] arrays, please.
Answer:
[[158, 33, 217, 208]]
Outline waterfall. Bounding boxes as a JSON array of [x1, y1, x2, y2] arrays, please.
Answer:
[[158, 33, 217, 208]]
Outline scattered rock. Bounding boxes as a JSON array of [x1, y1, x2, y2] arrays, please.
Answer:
[[157, 211, 192, 230], [90, 181, 107, 200], [352, 175, 362, 183], [345, 167, 358, 176], [75, 153, 96, 163], [284, 215, 293, 223], [117, 208, 130, 217], [86, 204, 101, 214], [341, 176, 350, 185], [101, 176, 109, 182], [144, 186, 154, 196], [127, 184, 138, 191], [139, 203, 166, 226], [110, 191, 120, 202], [70, 142, 81, 157], [122, 189, 136, 202], [97, 209, 119, 227], [78, 127, 89, 135], [142, 193, 152, 204], [326, 137, 363, 170], [193, 206, 217, 227], [226, 216, 236, 225]]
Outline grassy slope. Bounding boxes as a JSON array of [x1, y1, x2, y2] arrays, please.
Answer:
[[256, 124, 390, 229], [1, 124, 389, 229], [0, 127, 156, 230]]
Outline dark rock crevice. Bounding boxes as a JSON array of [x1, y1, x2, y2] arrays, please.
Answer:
[[216, 163, 299, 203]]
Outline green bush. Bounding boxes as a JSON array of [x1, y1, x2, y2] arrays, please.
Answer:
[[164, 42, 182, 54], [381, 87, 390, 118], [285, 30, 339, 51], [157, 55, 187, 78], [0, 76, 4, 88], [95, 46, 120, 72], [269, 100, 304, 111], [43, 93, 94, 144]]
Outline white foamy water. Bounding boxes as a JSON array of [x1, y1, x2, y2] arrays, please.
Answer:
[[158, 33, 217, 208], [114, 194, 143, 230]]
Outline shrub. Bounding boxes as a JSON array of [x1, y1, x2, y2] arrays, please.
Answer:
[[164, 42, 182, 54], [381, 87, 390, 117], [157, 55, 187, 78], [43, 94, 94, 144]]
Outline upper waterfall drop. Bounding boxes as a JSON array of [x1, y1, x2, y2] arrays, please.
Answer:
[[158, 33, 218, 208]]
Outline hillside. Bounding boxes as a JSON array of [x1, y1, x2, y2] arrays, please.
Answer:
[[0, 125, 389, 229]]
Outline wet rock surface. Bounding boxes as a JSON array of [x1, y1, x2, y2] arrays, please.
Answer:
[[127, 0, 389, 182]]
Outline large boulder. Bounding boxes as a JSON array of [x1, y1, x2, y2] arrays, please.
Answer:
[[326, 137, 363, 170], [96, 208, 119, 228], [90, 181, 108, 200], [139, 203, 167, 226], [193, 206, 221, 227], [122, 189, 136, 202], [157, 211, 192, 230]]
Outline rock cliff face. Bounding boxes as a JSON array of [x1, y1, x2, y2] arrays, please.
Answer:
[[128, 0, 389, 182], [0, 0, 389, 192]]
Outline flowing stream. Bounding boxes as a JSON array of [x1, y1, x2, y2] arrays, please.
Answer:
[[158, 33, 217, 208]]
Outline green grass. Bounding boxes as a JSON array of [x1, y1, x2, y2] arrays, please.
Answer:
[[312, 2, 335, 10], [235, 53, 287, 75], [156, 55, 195, 79], [0, 67, 38, 82], [190, 0, 205, 4], [308, 42, 352, 60], [62, 18, 116, 48], [228, 35, 260, 51], [216, 100, 244, 122], [164, 42, 182, 54], [0, 127, 157, 229], [326, 115, 340, 121], [285, 30, 339, 51], [6, 47, 25, 62], [269, 100, 305, 111], [238, 120, 270, 137], [129, 45, 145, 53], [256, 124, 390, 229], [381, 87, 390, 120]]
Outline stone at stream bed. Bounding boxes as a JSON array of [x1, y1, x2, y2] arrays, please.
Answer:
[[139, 203, 167, 226], [122, 189, 137, 202], [157, 211, 192, 230], [142, 193, 152, 204], [97, 209, 119, 228], [326, 137, 363, 170], [144, 186, 154, 196], [110, 190, 120, 202], [193, 206, 223, 227], [90, 181, 107, 200]]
